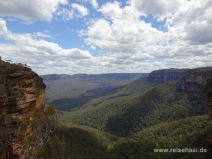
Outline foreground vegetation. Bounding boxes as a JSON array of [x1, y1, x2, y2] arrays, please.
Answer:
[[51, 115, 212, 159]]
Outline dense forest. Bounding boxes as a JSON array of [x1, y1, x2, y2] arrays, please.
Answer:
[[0, 60, 211, 159], [52, 67, 212, 159]]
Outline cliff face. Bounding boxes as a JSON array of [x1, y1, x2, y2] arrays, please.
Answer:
[[147, 67, 212, 115], [178, 68, 212, 92], [0, 61, 45, 159], [148, 69, 189, 84], [148, 67, 212, 94], [178, 68, 212, 112], [206, 78, 212, 117], [188, 77, 212, 159], [148, 67, 212, 85]]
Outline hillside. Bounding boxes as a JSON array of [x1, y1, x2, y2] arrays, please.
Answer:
[[49, 115, 212, 159], [60, 67, 212, 136], [112, 115, 212, 159], [45, 124, 114, 159], [42, 73, 145, 111]]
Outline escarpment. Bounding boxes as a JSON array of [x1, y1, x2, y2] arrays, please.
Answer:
[[147, 67, 212, 115], [0, 60, 45, 158], [206, 78, 212, 117], [178, 67, 212, 93], [148, 67, 212, 92], [178, 67, 212, 114], [188, 77, 212, 159], [148, 68, 189, 84]]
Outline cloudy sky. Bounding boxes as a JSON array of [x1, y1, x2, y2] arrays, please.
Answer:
[[0, 0, 211, 74]]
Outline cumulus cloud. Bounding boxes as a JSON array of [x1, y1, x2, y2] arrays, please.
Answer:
[[0, 18, 96, 74], [57, 3, 89, 20], [90, 0, 99, 9], [82, 0, 98, 9], [98, 1, 124, 19], [130, 0, 182, 18], [71, 3, 89, 16], [0, 0, 211, 74], [0, 0, 67, 22], [80, 0, 212, 72]]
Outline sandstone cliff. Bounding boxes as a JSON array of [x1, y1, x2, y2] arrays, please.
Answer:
[[178, 67, 212, 92], [147, 67, 212, 116], [148, 67, 212, 89], [206, 78, 212, 117], [0, 60, 45, 159], [189, 77, 212, 159], [148, 68, 189, 84]]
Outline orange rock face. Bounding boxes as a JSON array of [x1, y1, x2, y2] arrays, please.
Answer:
[[0, 61, 45, 159]]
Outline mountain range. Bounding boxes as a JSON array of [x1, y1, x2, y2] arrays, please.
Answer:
[[1, 60, 211, 159]]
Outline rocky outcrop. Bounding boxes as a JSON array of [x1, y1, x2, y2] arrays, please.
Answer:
[[147, 67, 212, 116], [177, 67, 212, 115], [189, 77, 212, 159], [178, 68, 212, 92], [206, 78, 212, 117], [148, 68, 189, 84], [148, 67, 212, 94], [0, 61, 45, 159]]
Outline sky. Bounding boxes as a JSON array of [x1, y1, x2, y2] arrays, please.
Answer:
[[0, 0, 211, 75]]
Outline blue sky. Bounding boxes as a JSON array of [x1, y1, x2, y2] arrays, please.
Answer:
[[5, 0, 160, 52], [0, 0, 211, 74]]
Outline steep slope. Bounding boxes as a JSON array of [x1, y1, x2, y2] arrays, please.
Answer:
[[60, 77, 155, 133], [206, 78, 212, 117], [0, 61, 45, 158], [43, 73, 145, 111], [57, 115, 211, 159], [48, 124, 114, 159], [79, 77, 155, 109]]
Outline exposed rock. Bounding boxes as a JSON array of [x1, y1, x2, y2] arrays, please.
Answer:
[[178, 68, 212, 92], [206, 78, 212, 117], [177, 69, 212, 159], [148, 68, 189, 84], [0, 61, 45, 159], [147, 67, 212, 116]]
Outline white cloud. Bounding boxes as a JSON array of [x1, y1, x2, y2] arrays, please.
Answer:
[[80, 0, 212, 72], [0, 0, 212, 74], [130, 0, 182, 18], [90, 0, 99, 9], [83, 0, 99, 9], [0, 0, 67, 22], [71, 3, 88, 16], [0, 18, 97, 74], [0, 19, 7, 35], [57, 3, 89, 20], [98, 1, 123, 19], [32, 31, 53, 39]]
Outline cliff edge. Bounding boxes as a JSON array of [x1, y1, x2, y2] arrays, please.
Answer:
[[0, 60, 45, 158]]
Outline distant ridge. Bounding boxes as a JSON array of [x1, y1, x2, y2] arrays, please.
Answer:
[[42, 73, 147, 81]]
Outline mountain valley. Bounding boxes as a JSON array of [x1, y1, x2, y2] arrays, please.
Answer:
[[1, 60, 211, 159]]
